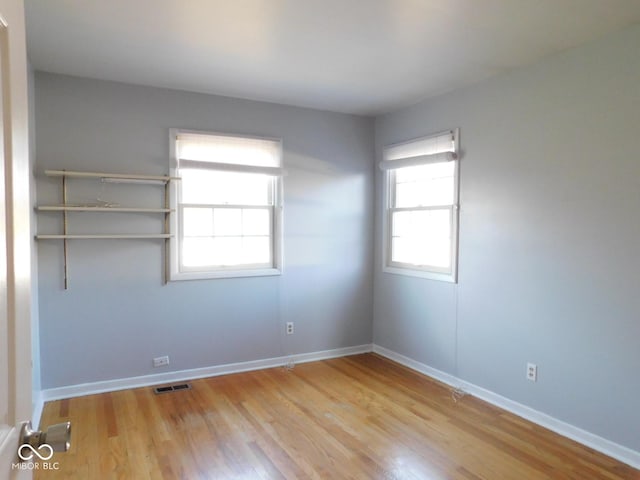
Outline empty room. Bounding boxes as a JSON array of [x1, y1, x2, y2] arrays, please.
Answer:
[[1, 0, 639, 478]]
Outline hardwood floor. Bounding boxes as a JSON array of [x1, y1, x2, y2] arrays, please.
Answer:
[[37, 354, 639, 479]]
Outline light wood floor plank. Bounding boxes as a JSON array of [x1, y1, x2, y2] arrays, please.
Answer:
[[36, 354, 639, 479]]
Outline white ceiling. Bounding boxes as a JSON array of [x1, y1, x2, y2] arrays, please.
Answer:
[[25, 0, 640, 116]]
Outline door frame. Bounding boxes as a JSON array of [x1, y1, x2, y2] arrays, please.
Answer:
[[0, 0, 34, 477]]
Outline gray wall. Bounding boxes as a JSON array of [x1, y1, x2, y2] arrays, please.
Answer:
[[36, 73, 374, 389], [374, 24, 640, 452]]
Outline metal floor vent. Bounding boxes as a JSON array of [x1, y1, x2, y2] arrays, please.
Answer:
[[153, 383, 192, 394]]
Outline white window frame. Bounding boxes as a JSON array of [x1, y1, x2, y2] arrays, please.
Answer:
[[169, 128, 283, 281], [381, 128, 460, 283]]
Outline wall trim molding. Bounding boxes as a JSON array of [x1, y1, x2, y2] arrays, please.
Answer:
[[372, 344, 640, 470], [40, 344, 373, 403]]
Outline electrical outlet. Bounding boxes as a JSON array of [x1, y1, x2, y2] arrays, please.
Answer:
[[526, 362, 537, 382], [153, 356, 170, 368], [286, 322, 294, 335]]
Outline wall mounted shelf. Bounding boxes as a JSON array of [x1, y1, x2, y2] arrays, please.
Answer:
[[36, 234, 173, 240], [44, 169, 179, 182], [36, 169, 180, 289], [37, 206, 173, 213]]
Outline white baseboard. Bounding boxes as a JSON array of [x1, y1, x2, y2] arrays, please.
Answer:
[[372, 344, 640, 470], [40, 344, 373, 403]]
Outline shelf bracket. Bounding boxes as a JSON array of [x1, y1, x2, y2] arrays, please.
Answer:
[[164, 181, 170, 285], [62, 174, 69, 290]]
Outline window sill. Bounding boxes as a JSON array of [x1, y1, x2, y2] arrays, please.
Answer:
[[170, 267, 281, 281], [383, 265, 456, 283]]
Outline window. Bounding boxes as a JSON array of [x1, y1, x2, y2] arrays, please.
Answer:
[[169, 129, 283, 280], [381, 129, 459, 282]]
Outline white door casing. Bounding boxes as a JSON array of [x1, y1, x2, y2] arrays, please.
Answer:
[[0, 22, 13, 465], [0, 0, 33, 478]]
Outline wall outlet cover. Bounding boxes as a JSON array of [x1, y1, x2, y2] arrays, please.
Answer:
[[153, 356, 170, 368]]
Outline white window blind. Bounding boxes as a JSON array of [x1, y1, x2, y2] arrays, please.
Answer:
[[380, 131, 456, 170], [176, 132, 285, 176]]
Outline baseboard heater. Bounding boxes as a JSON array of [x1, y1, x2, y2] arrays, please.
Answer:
[[153, 383, 192, 394]]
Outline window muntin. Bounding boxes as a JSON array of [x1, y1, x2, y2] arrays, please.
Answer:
[[170, 130, 282, 280], [383, 130, 459, 281]]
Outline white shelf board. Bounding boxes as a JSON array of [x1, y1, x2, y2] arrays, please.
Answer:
[[36, 234, 173, 240], [44, 169, 179, 182], [37, 206, 173, 213]]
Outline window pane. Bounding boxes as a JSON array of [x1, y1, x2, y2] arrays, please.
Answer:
[[428, 177, 455, 205], [391, 209, 451, 268], [180, 169, 272, 205], [211, 237, 243, 265], [392, 210, 450, 240], [242, 237, 271, 264], [232, 173, 272, 205], [411, 209, 450, 238], [394, 162, 454, 208], [213, 208, 242, 236], [392, 211, 412, 237], [182, 237, 215, 267], [395, 161, 453, 182], [183, 208, 213, 237], [391, 237, 415, 265], [395, 182, 422, 208], [428, 209, 451, 239], [423, 237, 451, 268], [242, 209, 270, 236]]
